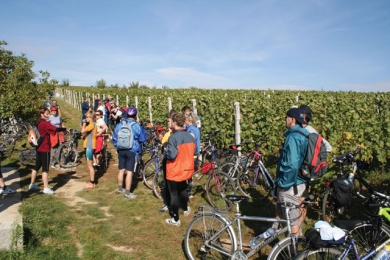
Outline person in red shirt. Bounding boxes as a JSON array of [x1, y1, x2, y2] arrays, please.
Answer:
[[29, 108, 66, 194]]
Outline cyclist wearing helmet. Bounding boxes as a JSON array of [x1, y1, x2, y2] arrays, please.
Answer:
[[112, 106, 146, 199]]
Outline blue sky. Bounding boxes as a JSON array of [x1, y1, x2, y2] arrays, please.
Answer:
[[1, 0, 390, 92]]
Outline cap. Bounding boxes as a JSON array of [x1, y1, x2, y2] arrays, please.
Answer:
[[286, 108, 307, 125]]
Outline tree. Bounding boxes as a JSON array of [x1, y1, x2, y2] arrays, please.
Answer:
[[0, 41, 56, 119], [96, 79, 106, 89], [61, 78, 70, 86]]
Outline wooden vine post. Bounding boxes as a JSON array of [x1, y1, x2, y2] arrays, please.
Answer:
[[234, 102, 241, 156], [148, 97, 153, 126], [168, 97, 172, 112], [191, 99, 197, 115]]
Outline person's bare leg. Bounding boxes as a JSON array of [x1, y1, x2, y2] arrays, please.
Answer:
[[42, 171, 49, 188], [117, 169, 125, 186], [87, 160, 94, 183], [297, 197, 307, 236], [30, 169, 37, 184]]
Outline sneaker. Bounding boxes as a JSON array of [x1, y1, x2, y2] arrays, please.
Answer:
[[166, 218, 181, 226], [159, 205, 169, 213], [188, 193, 194, 199], [184, 206, 191, 216], [84, 182, 95, 188], [29, 183, 41, 191], [117, 190, 125, 194], [1, 186, 16, 194], [124, 193, 138, 199], [43, 188, 55, 194]]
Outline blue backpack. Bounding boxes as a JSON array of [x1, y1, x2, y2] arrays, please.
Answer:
[[117, 120, 137, 150]]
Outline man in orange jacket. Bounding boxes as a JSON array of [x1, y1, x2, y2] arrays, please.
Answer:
[[164, 113, 195, 226]]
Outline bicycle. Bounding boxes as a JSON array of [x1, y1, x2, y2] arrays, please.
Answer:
[[96, 134, 110, 171], [152, 129, 237, 210], [57, 129, 80, 168], [17, 143, 37, 167], [322, 146, 375, 222], [295, 198, 390, 260], [142, 135, 163, 190], [220, 138, 276, 200], [184, 195, 316, 260]]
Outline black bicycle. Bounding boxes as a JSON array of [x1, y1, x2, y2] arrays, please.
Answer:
[[57, 129, 81, 168], [322, 146, 376, 222]]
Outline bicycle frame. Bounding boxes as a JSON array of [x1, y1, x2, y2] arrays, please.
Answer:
[[195, 200, 300, 259], [338, 207, 390, 260]]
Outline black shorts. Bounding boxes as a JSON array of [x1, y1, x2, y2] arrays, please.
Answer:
[[34, 151, 50, 173], [118, 150, 136, 172]]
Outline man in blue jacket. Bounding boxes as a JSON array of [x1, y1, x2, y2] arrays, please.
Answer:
[[112, 107, 146, 199], [275, 107, 309, 236]]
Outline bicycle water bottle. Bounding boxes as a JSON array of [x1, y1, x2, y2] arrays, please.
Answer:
[[373, 245, 390, 260], [249, 227, 276, 249], [348, 172, 354, 182]]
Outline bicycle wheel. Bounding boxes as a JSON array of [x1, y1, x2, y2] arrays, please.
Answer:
[[218, 162, 238, 178], [293, 247, 347, 260], [18, 151, 35, 166], [322, 186, 343, 222], [205, 171, 236, 211], [15, 123, 29, 136], [143, 157, 161, 190], [152, 168, 165, 200], [267, 237, 307, 260], [237, 168, 269, 199], [100, 146, 109, 171], [58, 142, 78, 168], [349, 222, 390, 256], [184, 214, 236, 260]]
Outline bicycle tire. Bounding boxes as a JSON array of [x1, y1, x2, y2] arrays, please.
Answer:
[[152, 168, 165, 200], [267, 236, 307, 260], [237, 168, 269, 199], [184, 214, 237, 260], [100, 146, 108, 171], [293, 246, 347, 260], [58, 142, 78, 168], [205, 171, 236, 211], [15, 123, 29, 136], [218, 161, 239, 178], [322, 186, 343, 222], [18, 152, 35, 166], [350, 222, 390, 256], [143, 157, 161, 190]]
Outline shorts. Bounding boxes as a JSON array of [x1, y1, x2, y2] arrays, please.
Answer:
[[85, 148, 95, 161], [275, 183, 306, 226], [118, 150, 136, 172], [34, 151, 50, 173]]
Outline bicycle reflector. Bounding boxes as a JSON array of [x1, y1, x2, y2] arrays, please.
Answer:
[[325, 181, 331, 187]]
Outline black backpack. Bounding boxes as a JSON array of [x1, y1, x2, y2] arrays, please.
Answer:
[[332, 176, 353, 206], [294, 130, 329, 181]]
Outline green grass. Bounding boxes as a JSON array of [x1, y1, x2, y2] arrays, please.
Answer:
[[1, 100, 389, 259]]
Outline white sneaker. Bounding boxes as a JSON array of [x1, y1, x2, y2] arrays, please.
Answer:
[[124, 193, 138, 199], [29, 183, 41, 191], [184, 207, 191, 216], [166, 218, 181, 226], [1, 186, 16, 194], [43, 188, 55, 195]]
